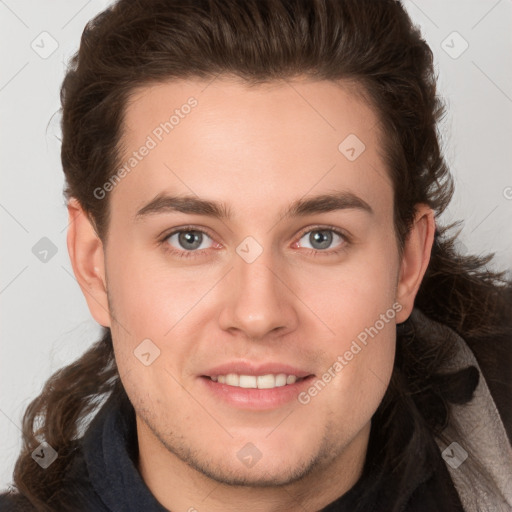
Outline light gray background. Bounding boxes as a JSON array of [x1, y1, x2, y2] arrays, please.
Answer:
[[1, 0, 511, 491]]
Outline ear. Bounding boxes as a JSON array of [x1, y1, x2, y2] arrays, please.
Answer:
[[395, 204, 435, 323], [66, 198, 111, 327]]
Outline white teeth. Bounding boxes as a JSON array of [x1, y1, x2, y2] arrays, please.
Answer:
[[226, 373, 239, 386], [286, 375, 297, 385], [210, 373, 301, 389], [257, 374, 277, 389], [275, 374, 287, 387], [239, 375, 257, 388]]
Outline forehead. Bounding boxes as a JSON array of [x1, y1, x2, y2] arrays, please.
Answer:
[[111, 77, 392, 223]]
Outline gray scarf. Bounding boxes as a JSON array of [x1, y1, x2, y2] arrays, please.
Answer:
[[410, 308, 512, 512]]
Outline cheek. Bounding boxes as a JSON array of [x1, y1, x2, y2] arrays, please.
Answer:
[[105, 251, 210, 384], [106, 248, 192, 333], [297, 242, 398, 422], [307, 242, 400, 337], [306, 321, 396, 436]]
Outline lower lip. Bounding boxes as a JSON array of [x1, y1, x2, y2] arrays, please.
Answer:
[[199, 375, 315, 410]]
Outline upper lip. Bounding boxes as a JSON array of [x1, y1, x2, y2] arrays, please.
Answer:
[[202, 361, 314, 378]]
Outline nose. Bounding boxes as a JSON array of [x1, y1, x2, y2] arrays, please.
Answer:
[[217, 248, 299, 341]]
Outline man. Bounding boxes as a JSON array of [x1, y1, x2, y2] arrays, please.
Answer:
[[2, 1, 511, 511]]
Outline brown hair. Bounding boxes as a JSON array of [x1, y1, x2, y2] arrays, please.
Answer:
[[7, 0, 511, 509]]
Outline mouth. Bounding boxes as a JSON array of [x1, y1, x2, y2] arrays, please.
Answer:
[[199, 372, 316, 410]]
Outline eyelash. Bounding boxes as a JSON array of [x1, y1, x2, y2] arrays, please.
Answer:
[[158, 224, 351, 260]]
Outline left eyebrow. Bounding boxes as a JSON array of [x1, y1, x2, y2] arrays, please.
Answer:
[[134, 191, 374, 221]]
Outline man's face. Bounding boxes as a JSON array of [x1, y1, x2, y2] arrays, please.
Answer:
[[103, 77, 402, 485]]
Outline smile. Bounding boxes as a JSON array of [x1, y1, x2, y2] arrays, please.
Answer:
[[209, 373, 305, 389]]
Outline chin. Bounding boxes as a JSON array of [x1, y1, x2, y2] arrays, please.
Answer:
[[193, 456, 317, 488]]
